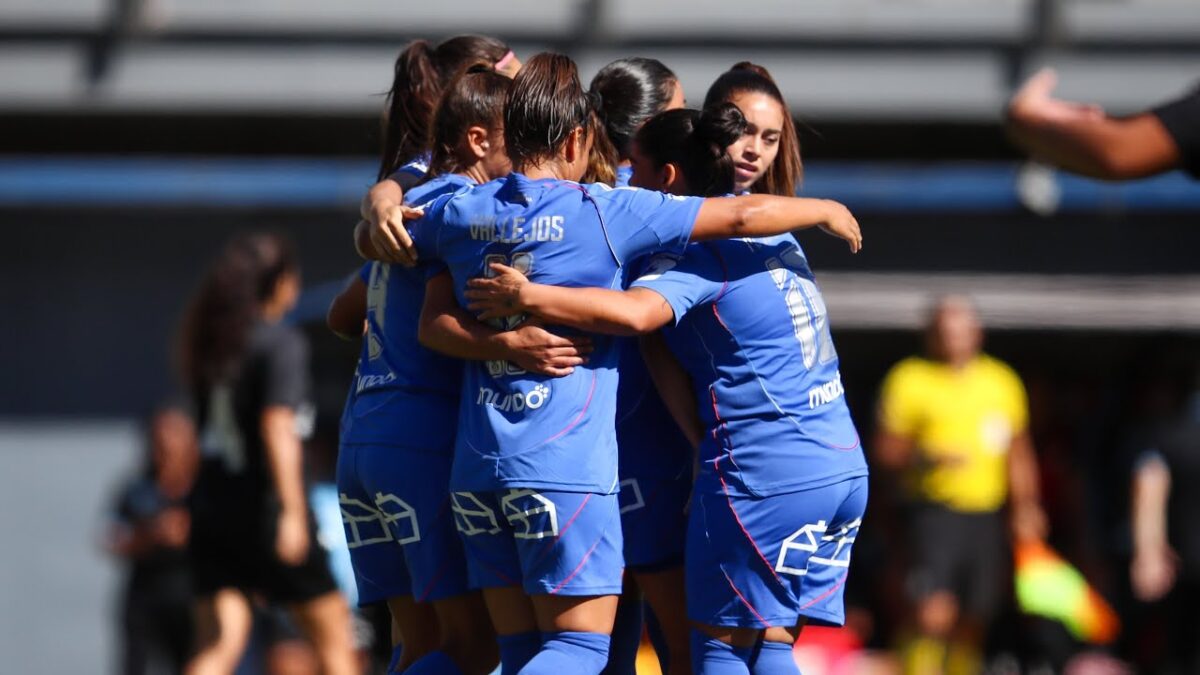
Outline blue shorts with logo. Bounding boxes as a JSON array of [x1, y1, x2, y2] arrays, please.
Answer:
[[618, 473, 691, 571], [336, 443, 470, 605], [451, 489, 624, 596], [687, 475, 868, 628]]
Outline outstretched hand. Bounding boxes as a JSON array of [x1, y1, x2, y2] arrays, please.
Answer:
[[1008, 68, 1106, 126], [818, 200, 863, 253]]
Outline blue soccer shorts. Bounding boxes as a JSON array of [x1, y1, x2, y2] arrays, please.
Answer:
[[450, 488, 624, 596], [686, 475, 868, 628], [336, 443, 470, 605], [618, 473, 691, 572]]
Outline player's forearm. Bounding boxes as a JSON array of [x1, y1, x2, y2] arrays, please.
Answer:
[[261, 407, 307, 516], [692, 196, 840, 241], [519, 285, 669, 336], [418, 305, 511, 361], [361, 178, 404, 222], [327, 275, 367, 340], [1007, 112, 1177, 180], [354, 220, 387, 261], [640, 332, 704, 448], [1131, 458, 1172, 555], [872, 430, 914, 470]]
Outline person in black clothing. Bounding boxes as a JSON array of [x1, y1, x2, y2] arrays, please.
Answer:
[[179, 232, 358, 675], [1131, 383, 1200, 675], [107, 406, 199, 675], [1006, 68, 1200, 180]]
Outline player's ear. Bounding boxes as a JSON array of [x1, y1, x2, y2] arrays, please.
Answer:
[[662, 162, 680, 191], [466, 125, 490, 160]]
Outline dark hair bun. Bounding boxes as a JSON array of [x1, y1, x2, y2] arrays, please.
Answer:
[[695, 102, 747, 151]]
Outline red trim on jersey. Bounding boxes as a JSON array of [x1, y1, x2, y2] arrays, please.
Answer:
[[536, 371, 598, 447], [719, 564, 771, 628], [718, 469, 785, 588], [800, 571, 849, 610], [533, 493, 592, 565]]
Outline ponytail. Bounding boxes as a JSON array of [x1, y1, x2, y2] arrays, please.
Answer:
[[377, 35, 513, 181], [635, 103, 747, 197]]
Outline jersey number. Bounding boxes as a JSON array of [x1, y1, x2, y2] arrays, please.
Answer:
[[765, 247, 835, 369], [483, 252, 533, 378]]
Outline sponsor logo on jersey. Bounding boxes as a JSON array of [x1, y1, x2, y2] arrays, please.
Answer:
[[807, 372, 845, 409], [355, 371, 397, 394], [475, 383, 551, 412]]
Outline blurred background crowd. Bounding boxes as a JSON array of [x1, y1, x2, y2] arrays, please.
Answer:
[[0, 0, 1197, 673]]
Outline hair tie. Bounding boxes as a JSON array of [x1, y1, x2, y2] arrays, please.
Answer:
[[493, 50, 517, 72]]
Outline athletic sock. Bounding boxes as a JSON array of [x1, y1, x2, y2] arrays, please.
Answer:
[[749, 640, 799, 675], [689, 629, 752, 674], [602, 595, 643, 674], [387, 644, 405, 673], [497, 631, 541, 674], [402, 650, 464, 674], [521, 631, 611, 675]]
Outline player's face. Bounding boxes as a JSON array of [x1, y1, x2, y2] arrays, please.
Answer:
[[725, 91, 784, 194]]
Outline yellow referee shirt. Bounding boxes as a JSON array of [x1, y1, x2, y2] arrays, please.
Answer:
[[878, 354, 1028, 513]]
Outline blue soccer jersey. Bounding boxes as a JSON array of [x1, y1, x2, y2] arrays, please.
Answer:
[[340, 173, 475, 449], [632, 234, 868, 497], [615, 164, 633, 188], [410, 173, 704, 494]]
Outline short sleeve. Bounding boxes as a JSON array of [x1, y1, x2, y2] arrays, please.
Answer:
[[878, 361, 923, 438], [630, 247, 723, 326], [1152, 85, 1200, 178], [264, 328, 310, 409], [597, 187, 704, 264], [407, 193, 454, 262]]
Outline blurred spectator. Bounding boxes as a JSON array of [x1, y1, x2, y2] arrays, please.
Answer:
[[106, 406, 200, 675], [1130, 382, 1200, 674], [874, 296, 1047, 675], [1006, 68, 1199, 180]]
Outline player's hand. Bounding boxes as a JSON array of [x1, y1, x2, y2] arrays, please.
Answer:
[[1008, 68, 1106, 126], [500, 318, 592, 377], [368, 202, 423, 267], [465, 263, 530, 319], [275, 509, 310, 566], [1131, 544, 1179, 602], [816, 200, 862, 253]]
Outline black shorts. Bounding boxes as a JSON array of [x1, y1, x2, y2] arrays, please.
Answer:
[[189, 478, 337, 605], [907, 503, 1008, 622]]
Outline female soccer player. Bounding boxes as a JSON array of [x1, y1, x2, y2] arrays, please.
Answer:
[[397, 52, 860, 675], [365, 34, 522, 265], [331, 67, 593, 674], [704, 63, 803, 197], [590, 57, 691, 675], [181, 233, 358, 675], [591, 57, 685, 187], [465, 103, 868, 674]]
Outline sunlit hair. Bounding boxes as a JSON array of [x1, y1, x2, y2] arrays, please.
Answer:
[[582, 109, 618, 185], [589, 57, 679, 160], [503, 52, 593, 169], [703, 62, 803, 196], [635, 103, 746, 197], [427, 65, 512, 176], [178, 232, 298, 389], [377, 34, 511, 180]]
